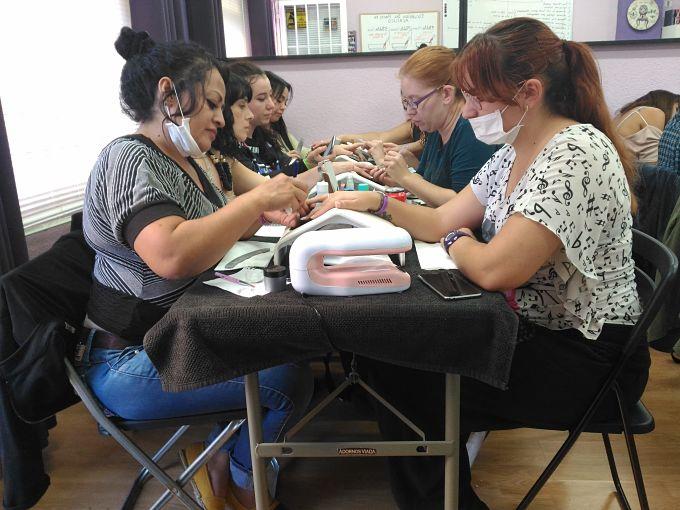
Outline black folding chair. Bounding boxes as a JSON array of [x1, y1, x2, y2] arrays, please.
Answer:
[[517, 229, 678, 510], [64, 357, 247, 510]]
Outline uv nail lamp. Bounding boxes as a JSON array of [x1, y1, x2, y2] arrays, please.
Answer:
[[289, 227, 412, 296], [273, 208, 404, 266]]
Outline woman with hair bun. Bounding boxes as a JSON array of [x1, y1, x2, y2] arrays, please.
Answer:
[[81, 27, 312, 510], [309, 18, 648, 509]]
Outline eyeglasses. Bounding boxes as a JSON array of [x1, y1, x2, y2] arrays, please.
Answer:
[[401, 86, 443, 112], [462, 81, 527, 111]]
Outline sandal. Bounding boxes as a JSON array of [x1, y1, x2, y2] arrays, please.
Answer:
[[179, 442, 226, 510]]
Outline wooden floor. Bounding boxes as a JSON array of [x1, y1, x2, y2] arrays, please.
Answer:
[[2, 350, 679, 510]]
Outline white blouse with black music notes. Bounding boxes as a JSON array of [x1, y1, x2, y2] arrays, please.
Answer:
[[471, 124, 641, 340]]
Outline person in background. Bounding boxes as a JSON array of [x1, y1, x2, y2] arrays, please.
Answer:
[[613, 89, 679, 165], [81, 28, 313, 510], [266, 70, 307, 159], [364, 46, 500, 207], [224, 61, 361, 188], [225, 61, 293, 176], [194, 67, 302, 227], [658, 106, 680, 173], [308, 18, 647, 510]]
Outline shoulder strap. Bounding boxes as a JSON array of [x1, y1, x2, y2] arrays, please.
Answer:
[[634, 107, 650, 126], [616, 109, 640, 129]]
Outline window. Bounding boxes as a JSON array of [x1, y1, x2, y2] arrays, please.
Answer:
[[0, 1, 134, 235], [222, 0, 251, 57], [273, 1, 348, 55]]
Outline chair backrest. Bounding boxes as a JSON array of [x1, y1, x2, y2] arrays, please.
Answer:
[[627, 229, 678, 357]]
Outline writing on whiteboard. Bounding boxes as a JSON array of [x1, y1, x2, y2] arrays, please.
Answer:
[[467, 0, 574, 42], [360, 12, 440, 52]]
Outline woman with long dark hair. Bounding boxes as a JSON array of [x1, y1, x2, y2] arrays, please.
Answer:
[[309, 18, 647, 509], [266, 70, 297, 153]]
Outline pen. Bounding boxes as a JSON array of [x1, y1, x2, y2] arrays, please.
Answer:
[[214, 271, 255, 288]]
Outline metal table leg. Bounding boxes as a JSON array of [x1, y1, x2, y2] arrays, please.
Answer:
[[444, 373, 460, 510], [245, 372, 270, 510]]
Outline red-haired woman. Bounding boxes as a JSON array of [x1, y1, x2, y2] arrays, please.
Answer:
[[309, 18, 648, 509]]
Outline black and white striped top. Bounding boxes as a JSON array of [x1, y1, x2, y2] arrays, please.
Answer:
[[83, 135, 227, 338]]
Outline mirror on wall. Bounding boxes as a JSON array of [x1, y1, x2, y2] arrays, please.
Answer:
[[225, 0, 680, 59]]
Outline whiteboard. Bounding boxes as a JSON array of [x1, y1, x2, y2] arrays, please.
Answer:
[[360, 12, 440, 52], [467, 0, 574, 42], [442, 0, 461, 48]]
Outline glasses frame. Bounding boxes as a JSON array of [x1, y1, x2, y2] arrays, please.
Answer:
[[462, 81, 527, 111], [401, 86, 444, 112]]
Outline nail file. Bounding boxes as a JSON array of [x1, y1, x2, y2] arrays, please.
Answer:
[[223, 248, 271, 269]]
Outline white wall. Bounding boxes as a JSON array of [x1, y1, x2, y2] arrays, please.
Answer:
[[262, 42, 680, 143]]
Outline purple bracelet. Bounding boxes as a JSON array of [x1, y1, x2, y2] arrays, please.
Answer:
[[372, 192, 389, 216]]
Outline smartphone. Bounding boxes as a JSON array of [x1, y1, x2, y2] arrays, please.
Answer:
[[418, 271, 482, 300], [322, 136, 337, 158]]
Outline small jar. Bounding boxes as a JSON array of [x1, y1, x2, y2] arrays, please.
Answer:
[[264, 265, 287, 293]]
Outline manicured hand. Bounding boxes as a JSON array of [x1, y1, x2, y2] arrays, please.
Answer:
[[263, 209, 299, 228], [306, 190, 382, 220], [364, 140, 385, 164], [382, 150, 410, 185], [256, 173, 308, 212]]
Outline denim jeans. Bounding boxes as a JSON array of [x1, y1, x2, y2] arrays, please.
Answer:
[[78, 331, 313, 491]]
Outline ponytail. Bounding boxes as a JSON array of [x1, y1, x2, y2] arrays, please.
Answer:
[[561, 41, 637, 211]]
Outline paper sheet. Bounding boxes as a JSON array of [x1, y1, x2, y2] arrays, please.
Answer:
[[215, 241, 275, 270], [254, 224, 287, 238], [414, 240, 457, 270]]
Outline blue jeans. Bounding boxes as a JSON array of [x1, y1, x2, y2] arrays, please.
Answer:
[[78, 332, 313, 491]]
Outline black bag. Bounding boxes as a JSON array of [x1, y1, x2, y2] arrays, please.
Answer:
[[0, 319, 80, 424]]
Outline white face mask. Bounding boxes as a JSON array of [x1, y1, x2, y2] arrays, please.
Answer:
[[468, 83, 528, 146], [164, 84, 205, 158], [469, 104, 528, 146]]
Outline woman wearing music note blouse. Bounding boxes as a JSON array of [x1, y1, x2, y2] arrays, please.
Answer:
[[308, 18, 649, 509]]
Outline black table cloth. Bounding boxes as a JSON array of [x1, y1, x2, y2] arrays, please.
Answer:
[[144, 251, 519, 392]]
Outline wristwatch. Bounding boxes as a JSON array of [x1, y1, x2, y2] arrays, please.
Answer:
[[443, 230, 471, 251]]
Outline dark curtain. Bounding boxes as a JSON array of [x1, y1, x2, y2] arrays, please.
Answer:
[[0, 99, 28, 277], [129, 0, 226, 58], [247, 0, 276, 57]]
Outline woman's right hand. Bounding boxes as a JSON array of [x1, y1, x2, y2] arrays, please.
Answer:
[[254, 174, 308, 213], [365, 140, 386, 164], [306, 190, 382, 220]]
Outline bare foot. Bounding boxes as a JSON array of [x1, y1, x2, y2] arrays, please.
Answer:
[[230, 479, 256, 508], [207, 451, 230, 498]]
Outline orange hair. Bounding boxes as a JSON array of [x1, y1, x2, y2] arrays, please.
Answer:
[[399, 46, 456, 88]]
